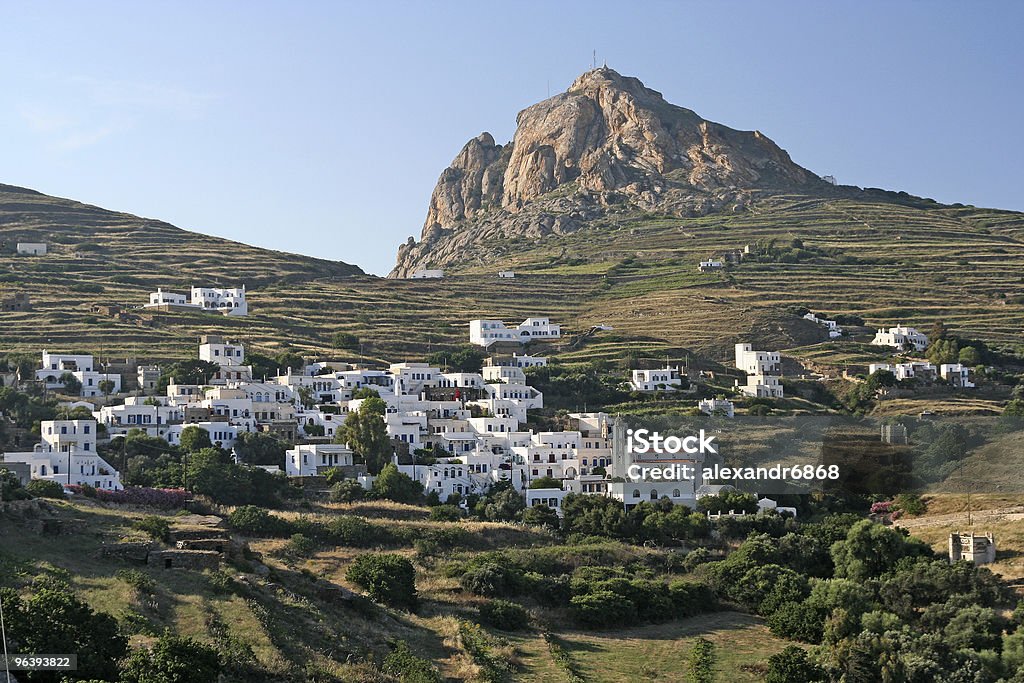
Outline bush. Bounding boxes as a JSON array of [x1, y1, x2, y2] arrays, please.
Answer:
[[428, 504, 462, 522], [479, 599, 531, 631], [521, 504, 560, 530], [0, 469, 31, 501], [372, 463, 423, 504], [116, 569, 156, 594], [328, 515, 380, 546], [329, 479, 366, 503], [570, 590, 636, 628], [227, 505, 286, 536], [26, 479, 66, 499], [347, 553, 417, 608], [120, 632, 221, 683], [765, 645, 827, 683], [460, 563, 523, 597], [331, 332, 360, 350], [133, 515, 171, 542], [284, 533, 317, 558], [381, 641, 442, 683], [767, 601, 825, 643]]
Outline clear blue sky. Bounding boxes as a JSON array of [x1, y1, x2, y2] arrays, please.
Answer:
[[2, 1, 1021, 274]]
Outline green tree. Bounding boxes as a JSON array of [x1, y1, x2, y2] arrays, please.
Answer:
[[371, 463, 423, 504], [765, 645, 827, 683], [120, 631, 221, 683], [98, 379, 115, 397], [346, 553, 417, 608], [528, 476, 562, 489], [957, 345, 981, 367], [60, 371, 81, 395], [331, 331, 360, 350], [425, 346, 486, 373], [178, 425, 213, 453], [830, 519, 930, 581], [477, 488, 525, 522], [521, 504, 560, 530], [329, 478, 366, 503], [26, 479, 66, 499], [0, 581, 127, 681], [233, 431, 286, 467], [158, 359, 220, 391], [687, 637, 715, 683], [336, 397, 392, 474]]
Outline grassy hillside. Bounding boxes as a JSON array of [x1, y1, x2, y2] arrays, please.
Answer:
[[1, 185, 1022, 376]]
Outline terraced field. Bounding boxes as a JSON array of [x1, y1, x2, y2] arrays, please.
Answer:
[[2, 184, 1023, 372]]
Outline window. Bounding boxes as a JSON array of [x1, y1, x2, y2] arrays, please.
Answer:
[[633, 489, 641, 499]]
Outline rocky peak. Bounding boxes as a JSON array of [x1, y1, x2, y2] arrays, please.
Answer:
[[392, 67, 822, 277]]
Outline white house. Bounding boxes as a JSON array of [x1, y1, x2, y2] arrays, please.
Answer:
[[16, 242, 47, 256], [868, 362, 937, 382], [36, 352, 94, 385], [166, 422, 238, 449], [698, 259, 724, 272], [285, 443, 354, 477], [630, 367, 683, 392], [803, 313, 842, 338], [498, 271, 515, 279], [191, 286, 247, 316], [871, 325, 929, 352], [1, 419, 121, 490], [940, 363, 975, 388], [409, 269, 444, 279], [146, 288, 189, 307], [137, 365, 160, 394], [736, 374, 784, 398], [699, 398, 735, 418], [735, 344, 781, 375], [469, 318, 561, 347], [75, 371, 122, 397]]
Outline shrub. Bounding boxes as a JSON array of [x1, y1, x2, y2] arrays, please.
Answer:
[[765, 645, 828, 683], [460, 563, 523, 597], [570, 590, 636, 628], [133, 515, 171, 542], [26, 479, 66, 499], [116, 569, 156, 594], [227, 505, 286, 536], [381, 641, 442, 683], [284, 533, 317, 558], [0, 469, 31, 501], [521, 504, 560, 530], [120, 632, 221, 683], [328, 515, 380, 546], [428, 504, 462, 522], [329, 479, 366, 503], [479, 599, 530, 631], [347, 553, 417, 608], [767, 601, 825, 643]]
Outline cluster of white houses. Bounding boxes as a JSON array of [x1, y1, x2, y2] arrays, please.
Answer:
[[1, 333, 732, 514], [144, 286, 248, 316]]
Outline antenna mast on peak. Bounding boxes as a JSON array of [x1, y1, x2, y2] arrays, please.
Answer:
[[592, 50, 596, 69]]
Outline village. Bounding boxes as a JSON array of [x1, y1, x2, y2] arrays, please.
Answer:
[[0, 306, 981, 522]]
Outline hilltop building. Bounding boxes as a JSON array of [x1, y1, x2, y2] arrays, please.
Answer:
[[144, 285, 248, 316], [469, 317, 561, 347], [16, 242, 46, 256], [630, 367, 683, 392], [871, 325, 929, 352], [409, 269, 444, 279]]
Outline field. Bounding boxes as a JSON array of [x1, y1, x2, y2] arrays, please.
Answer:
[[2, 186, 1023, 376], [0, 498, 797, 682]]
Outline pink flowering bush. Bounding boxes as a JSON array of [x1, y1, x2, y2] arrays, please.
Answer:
[[870, 500, 894, 514], [66, 485, 191, 509]]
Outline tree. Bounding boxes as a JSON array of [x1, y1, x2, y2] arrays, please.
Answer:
[[765, 645, 827, 683], [865, 369, 897, 392], [0, 581, 127, 681], [330, 479, 366, 503], [425, 346, 486, 373], [60, 371, 81, 395], [477, 488, 525, 522], [336, 397, 392, 474], [98, 379, 115, 397], [179, 425, 213, 453], [521, 504, 560, 530], [26, 479, 66, 499], [0, 468, 31, 501], [158, 359, 220, 391], [479, 600, 530, 631], [346, 553, 417, 608], [687, 637, 715, 683], [372, 463, 423, 504], [831, 519, 930, 581], [957, 345, 981, 367], [331, 331, 360, 350], [927, 338, 959, 365], [767, 601, 825, 643], [528, 476, 562, 489], [120, 631, 221, 683], [233, 431, 286, 467]]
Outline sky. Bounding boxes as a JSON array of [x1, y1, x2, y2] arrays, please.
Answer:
[[1, 1, 1022, 275]]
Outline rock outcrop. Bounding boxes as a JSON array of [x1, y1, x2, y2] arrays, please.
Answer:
[[392, 67, 823, 276]]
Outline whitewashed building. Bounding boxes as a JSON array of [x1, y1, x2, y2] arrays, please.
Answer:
[[699, 398, 735, 417], [630, 367, 683, 392], [871, 325, 929, 352], [1, 419, 121, 490], [940, 363, 975, 388], [803, 313, 842, 338], [469, 318, 561, 347], [736, 374, 784, 398], [285, 443, 354, 477], [409, 269, 444, 279], [735, 344, 781, 375], [16, 242, 47, 256]]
